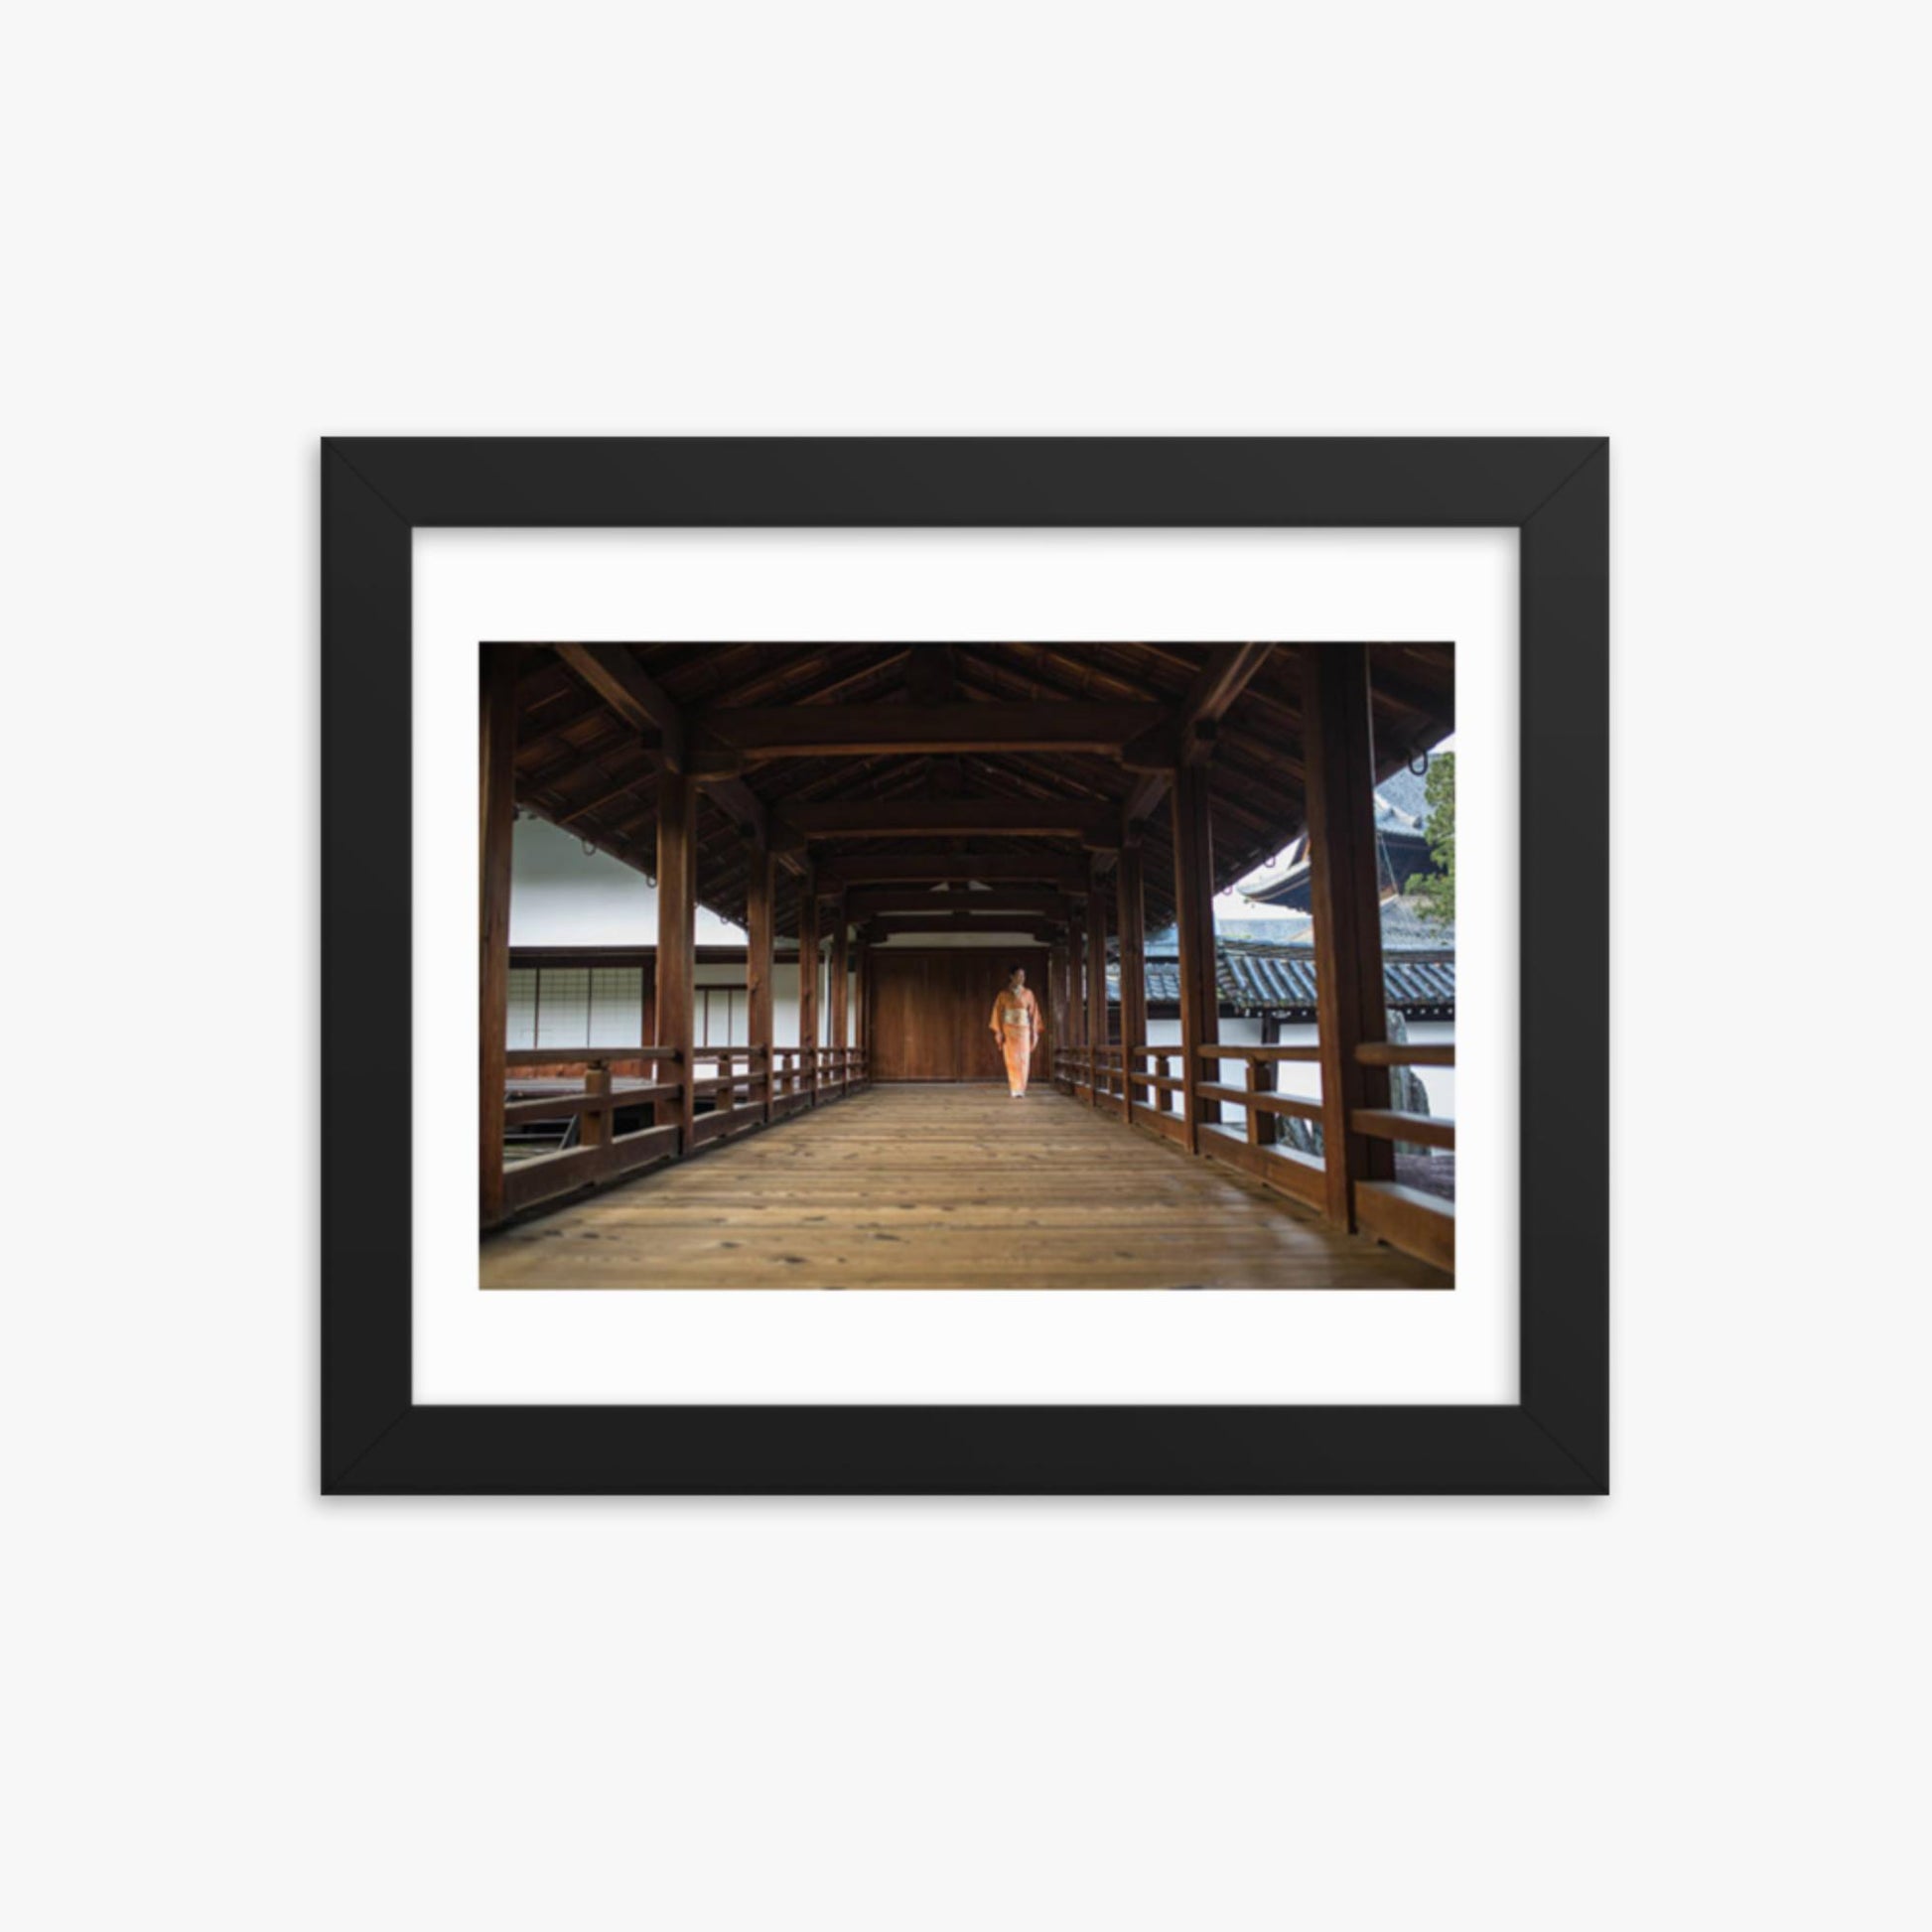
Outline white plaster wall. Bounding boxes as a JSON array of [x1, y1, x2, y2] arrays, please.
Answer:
[[508, 814, 748, 946]]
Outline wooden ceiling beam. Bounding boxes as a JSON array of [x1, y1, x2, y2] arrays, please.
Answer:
[[693, 772, 767, 852], [844, 887, 1071, 918], [516, 694, 623, 768], [1120, 641, 1279, 834], [553, 643, 687, 773], [772, 796, 1121, 848], [860, 909, 1058, 931], [903, 644, 957, 705], [1179, 643, 1278, 754], [869, 923, 1066, 946], [813, 852, 1091, 890], [693, 701, 1166, 761], [557, 769, 654, 828], [693, 644, 913, 711]]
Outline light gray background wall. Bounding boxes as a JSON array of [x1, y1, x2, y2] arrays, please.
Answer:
[[11, 13, 1920, 1932]]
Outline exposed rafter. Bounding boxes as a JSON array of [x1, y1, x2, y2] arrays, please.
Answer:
[[553, 643, 686, 772], [505, 641, 1454, 940], [1121, 642, 1277, 833]]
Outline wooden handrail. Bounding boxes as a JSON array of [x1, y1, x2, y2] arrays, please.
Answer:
[[1354, 1041, 1454, 1068], [1351, 1108, 1455, 1150], [1194, 1082, 1323, 1122], [505, 1045, 681, 1068], [504, 1082, 682, 1123], [1188, 1042, 1321, 1062]]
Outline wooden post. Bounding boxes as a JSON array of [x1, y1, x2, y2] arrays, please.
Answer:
[[746, 840, 775, 1125], [480, 649, 517, 1227], [1303, 644, 1394, 1227], [1170, 759, 1219, 1156], [655, 764, 698, 1150], [1117, 843, 1147, 1123], [797, 873, 819, 1108], [580, 1061, 612, 1150], [853, 938, 869, 1087], [1256, 1014, 1283, 1145], [1086, 876, 1109, 1107], [829, 890, 850, 1094], [1066, 904, 1086, 1093], [1047, 939, 1066, 1088]]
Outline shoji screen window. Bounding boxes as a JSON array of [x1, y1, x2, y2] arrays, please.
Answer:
[[697, 988, 747, 1046], [588, 967, 643, 1047], [509, 963, 645, 1050], [532, 968, 591, 1051]]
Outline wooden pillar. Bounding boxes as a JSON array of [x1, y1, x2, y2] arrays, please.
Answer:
[[1086, 876, 1109, 1107], [1303, 643, 1394, 1227], [1256, 1013, 1283, 1146], [479, 649, 517, 1227], [1066, 904, 1086, 1091], [829, 891, 850, 1073], [797, 873, 819, 1107], [746, 841, 775, 1125], [1117, 844, 1147, 1121], [1046, 940, 1065, 1088], [655, 765, 698, 1149], [1170, 759, 1219, 1156], [853, 938, 870, 1085]]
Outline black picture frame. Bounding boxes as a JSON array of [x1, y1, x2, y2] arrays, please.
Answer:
[[323, 437, 1607, 1495]]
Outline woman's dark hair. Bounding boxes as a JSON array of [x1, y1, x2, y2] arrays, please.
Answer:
[[1009, 962, 1026, 976]]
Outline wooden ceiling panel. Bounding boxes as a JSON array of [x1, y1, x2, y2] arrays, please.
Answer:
[[502, 642, 1452, 938]]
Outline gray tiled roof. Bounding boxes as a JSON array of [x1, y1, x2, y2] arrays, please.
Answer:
[[1110, 912, 1454, 1018], [1110, 949, 1453, 1018], [1236, 760, 1442, 906], [1147, 896, 1454, 958], [1369, 764, 1430, 829]]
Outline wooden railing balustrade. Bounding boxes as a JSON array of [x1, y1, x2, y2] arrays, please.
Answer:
[[1053, 1036, 1454, 1270], [1052, 1043, 1128, 1115], [501, 1045, 684, 1216], [1343, 1039, 1454, 1271], [494, 1041, 870, 1226]]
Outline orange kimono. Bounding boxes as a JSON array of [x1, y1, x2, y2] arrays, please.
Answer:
[[990, 985, 1041, 1096]]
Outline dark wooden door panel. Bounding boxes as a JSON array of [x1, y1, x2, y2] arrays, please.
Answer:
[[868, 948, 1049, 1081]]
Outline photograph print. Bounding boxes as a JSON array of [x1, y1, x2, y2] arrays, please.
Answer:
[[480, 641, 1456, 1291]]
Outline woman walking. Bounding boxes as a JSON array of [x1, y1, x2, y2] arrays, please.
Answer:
[[989, 963, 1041, 1098]]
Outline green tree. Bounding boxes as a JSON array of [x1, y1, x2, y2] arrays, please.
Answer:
[[1405, 753, 1454, 927]]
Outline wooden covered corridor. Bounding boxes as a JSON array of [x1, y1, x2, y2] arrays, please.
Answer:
[[481, 640, 1457, 1287], [482, 1084, 1449, 1290]]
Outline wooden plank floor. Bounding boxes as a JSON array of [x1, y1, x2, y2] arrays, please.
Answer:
[[482, 1085, 1451, 1291]]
